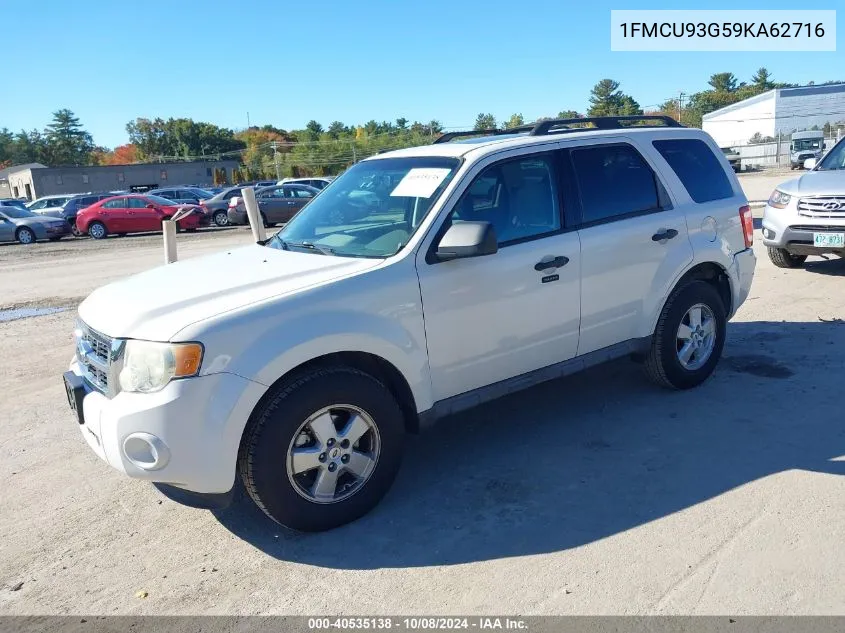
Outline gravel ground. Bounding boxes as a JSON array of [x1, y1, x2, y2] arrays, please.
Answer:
[[1, 214, 844, 616]]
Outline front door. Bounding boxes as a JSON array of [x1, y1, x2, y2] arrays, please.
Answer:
[[416, 151, 581, 402], [128, 197, 161, 232], [566, 139, 693, 355], [0, 214, 15, 242]]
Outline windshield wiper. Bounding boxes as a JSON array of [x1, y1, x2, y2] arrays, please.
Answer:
[[286, 240, 335, 255]]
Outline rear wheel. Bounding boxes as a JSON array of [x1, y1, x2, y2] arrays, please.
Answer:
[[238, 366, 405, 532], [767, 247, 806, 269], [213, 210, 229, 227], [16, 227, 36, 245], [645, 281, 726, 390], [88, 222, 107, 240]]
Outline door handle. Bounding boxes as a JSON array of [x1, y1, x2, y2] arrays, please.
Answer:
[[534, 255, 569, 271], [652, 228, 678, 242]]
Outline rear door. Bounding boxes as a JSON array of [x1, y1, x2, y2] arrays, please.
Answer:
[[256, 186, 288, 223], [97, 198, 128, 231], [0, 213, 15, 242], [567, 139, 693, 356]]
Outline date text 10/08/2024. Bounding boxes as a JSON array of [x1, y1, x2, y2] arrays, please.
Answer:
[[307, 617, 528, 630]]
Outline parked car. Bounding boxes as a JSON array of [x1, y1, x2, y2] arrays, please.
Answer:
[[75, 194, 208, 239], [45, 193, 119, 235], [721, 147, 741, 172], [762, 135, 845, 268], [276, 177, 334, 190], [0, 206, 71, 244], [198, 186, 247, 227], [0, 199, 29, 211], [227, 184, 319, 226], [63, 116, 756, 532], [26, 195, 75, 215], [147, 187, 215, 206]]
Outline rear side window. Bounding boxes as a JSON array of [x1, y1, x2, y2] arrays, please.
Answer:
[[571, 144, 660, 225], [652, 139, 734, 203]]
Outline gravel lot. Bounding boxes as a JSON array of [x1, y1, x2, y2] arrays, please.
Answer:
[[1, 198, 844, 615]]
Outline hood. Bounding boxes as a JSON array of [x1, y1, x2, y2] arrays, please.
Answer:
[[78, 245, 382, 341], [14, 215, 68, 226], [778, 171, 845, 196]]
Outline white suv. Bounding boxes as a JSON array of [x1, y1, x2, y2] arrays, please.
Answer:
[[63, 116, 756, 532]]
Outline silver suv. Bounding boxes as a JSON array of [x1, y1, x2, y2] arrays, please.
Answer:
[[762, 137, 845, 268]]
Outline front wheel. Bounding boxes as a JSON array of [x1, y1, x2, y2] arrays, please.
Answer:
[[645, 281, 727, 390], [767, 247, 806, 269], [238, 366, 405, 532]]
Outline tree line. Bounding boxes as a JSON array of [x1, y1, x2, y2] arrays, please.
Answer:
[[3, 68, 843, 179]]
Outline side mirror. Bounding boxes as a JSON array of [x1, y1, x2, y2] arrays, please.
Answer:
[[146, 203, 156, 209], [804, 158, 817, 170], [435, 221, 498, 261]]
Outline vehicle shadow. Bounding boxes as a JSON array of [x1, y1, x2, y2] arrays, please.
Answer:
[[213, 320, 845, 568], [804, 256, 845, 276]]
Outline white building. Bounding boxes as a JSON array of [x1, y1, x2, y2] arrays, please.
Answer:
[[702, 83, 845, 148]]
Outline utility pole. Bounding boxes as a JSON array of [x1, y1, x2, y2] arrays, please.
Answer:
[[247, 111, 251, 128], [677, 92, 685, 123], [271, 141, 281, 180], [352, 143, 357, 164]]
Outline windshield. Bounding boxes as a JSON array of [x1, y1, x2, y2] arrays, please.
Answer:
[[2, 207, 37, 219], [268, 156, 460, 258], [145, 195, 181, 206], [793, 139, 823, 152], [816, 139, 845, 170]]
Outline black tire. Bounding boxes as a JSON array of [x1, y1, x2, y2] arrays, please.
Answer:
[[16, 227, 36, 245], [213, 211, 229, 227], [88, 221, 107, 240], [238, 366, 405, 532], [767, 247, 806, 269], [645, 281, 727, 390], [70, 222, 82, 237], [117, 233, 127, 238], [48, 236, 62, 242], [186, 228, 197, 233], [260, 212, 270, 228]]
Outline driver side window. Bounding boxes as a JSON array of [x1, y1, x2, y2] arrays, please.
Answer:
[[448, 154, 561, 245]]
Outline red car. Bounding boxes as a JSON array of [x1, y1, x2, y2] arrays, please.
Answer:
[[75, 194, 209, 239]]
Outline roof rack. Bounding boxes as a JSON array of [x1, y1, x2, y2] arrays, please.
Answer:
[[433, 115, 682, 144], [433, 124, 536, 144]]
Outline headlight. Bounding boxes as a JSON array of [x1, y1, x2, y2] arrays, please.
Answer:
[[768, 190, 791, 209], [118, 340, 203, 393]]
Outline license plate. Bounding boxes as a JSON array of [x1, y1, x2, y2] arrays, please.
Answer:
[[813, 232, 845, 248], [63, 372, 86, 425]]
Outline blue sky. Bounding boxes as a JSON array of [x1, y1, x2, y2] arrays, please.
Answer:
[[2, 0, 841, 148]]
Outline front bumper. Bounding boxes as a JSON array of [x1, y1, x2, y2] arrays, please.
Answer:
[[66, 359, 266, 495], [762, 204, 845, 253]]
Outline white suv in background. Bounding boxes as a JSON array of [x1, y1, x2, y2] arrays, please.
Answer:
[[63, 116, 756, 532], [762, 136, 845, 268]]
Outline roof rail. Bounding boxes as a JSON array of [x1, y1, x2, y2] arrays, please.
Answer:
[[433, 124, 536, 144], [432, 116, 683, 145], [529, 115, 682, 136]]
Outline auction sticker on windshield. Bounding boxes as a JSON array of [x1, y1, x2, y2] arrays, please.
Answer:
[[390, 168, 452, 198]]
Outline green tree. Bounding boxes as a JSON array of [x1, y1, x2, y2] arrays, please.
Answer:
[[557, 110, 581, 119], [708, 72, 738, 92], [503, 113, 525, 129], [474, 113, 497, 130], [44, 109, 94, 165], [304, 120, 324, 141], [588, 79, 640, 116], [751, 67, 774, 90], [326, 121, 347, 139], [395, 117, 408, 130]]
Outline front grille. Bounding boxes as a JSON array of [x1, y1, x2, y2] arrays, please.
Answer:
[[75, 321, 114, 393], [798, 196, 845, 218]]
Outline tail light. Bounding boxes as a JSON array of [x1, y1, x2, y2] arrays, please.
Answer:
[[739, 205, 753, 248]]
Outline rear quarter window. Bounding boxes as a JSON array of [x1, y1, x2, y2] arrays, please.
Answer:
[[652, 139, 734, 204]]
